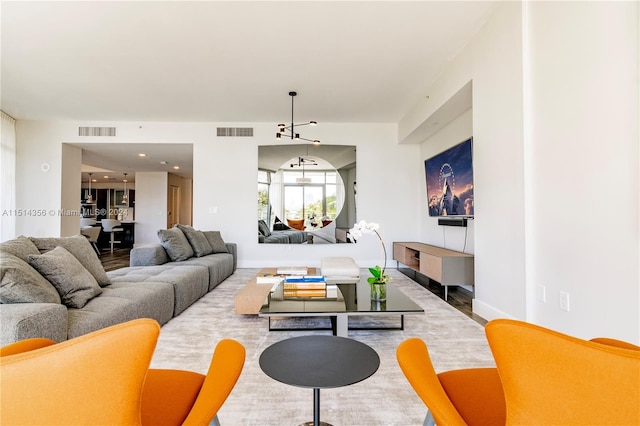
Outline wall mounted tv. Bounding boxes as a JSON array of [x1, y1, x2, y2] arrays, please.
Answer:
[[424, 137, 474, 217]]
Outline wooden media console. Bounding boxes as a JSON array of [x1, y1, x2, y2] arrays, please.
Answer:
[[393, 242, 474, 300]]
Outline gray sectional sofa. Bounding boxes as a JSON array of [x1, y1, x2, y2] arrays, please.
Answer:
[[258, 219, 309, 244], [0, 226, 236, 345]]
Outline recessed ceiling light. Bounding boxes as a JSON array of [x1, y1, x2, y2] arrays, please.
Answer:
[[173, 166, 180, 170], [138, 153, 146, 157], [103, 175, 109, 179], [160, 161, 168, 165]]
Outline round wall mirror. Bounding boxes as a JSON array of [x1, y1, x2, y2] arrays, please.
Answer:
[[258, 144, 356, 244]]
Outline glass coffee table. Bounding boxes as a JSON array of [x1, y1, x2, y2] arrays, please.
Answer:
[[259, 276, 424, 337]]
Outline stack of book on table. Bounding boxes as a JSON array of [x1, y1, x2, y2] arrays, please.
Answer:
[[283, 275, 326, 298]]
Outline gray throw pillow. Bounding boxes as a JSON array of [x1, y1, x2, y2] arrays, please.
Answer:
[[28, 246, 102, 309], [157, 227, 194, 261], [258, 220, 271, 237], [30, 235, 111, 287], [0, 251, 62, 304], [0, 235, 40, 262], [176, 224, 213, 257], [203, 231, 229, 254]]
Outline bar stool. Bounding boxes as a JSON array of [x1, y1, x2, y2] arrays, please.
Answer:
[[101, 219, 124, 253]]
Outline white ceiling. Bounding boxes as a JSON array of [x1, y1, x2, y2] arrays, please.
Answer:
[[77, 143, 194, 183], [2, 1, 497, 173]]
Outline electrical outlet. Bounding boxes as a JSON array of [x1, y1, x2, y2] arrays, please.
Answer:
[[559, 291, 570, 312], [208, 206, 218, 214]]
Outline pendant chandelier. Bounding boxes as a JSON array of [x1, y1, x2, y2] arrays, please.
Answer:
[[122, 173, 128, 204], [276, 91, 320, 145], [86, 173, 94, 203]]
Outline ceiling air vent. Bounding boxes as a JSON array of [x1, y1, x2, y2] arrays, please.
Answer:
[[217, 127, 254, 137], [78, 127, 116, 137]]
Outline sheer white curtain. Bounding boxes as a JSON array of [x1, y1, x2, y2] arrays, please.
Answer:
[[1, 111, 17, 241]]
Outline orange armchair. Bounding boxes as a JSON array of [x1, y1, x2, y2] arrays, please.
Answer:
[[0, 318, 160, 425], [1, 322, 246, 426], [142, 338, 246, 426], [486, 319, 640, 425], [396, 337, 505, 426]]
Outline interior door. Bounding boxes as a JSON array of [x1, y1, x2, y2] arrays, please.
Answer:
[[168, 185, 180, 228]]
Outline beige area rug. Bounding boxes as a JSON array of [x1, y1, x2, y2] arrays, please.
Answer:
[[150, 268, 495, 425]]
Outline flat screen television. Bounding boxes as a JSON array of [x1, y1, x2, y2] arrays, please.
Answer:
[[424, 137, 474, 217]]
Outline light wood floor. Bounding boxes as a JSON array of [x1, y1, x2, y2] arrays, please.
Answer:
[[99, 250, 485, 325]]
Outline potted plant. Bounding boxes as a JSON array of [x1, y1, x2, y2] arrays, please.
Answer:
[[349, 220, 391, 301]]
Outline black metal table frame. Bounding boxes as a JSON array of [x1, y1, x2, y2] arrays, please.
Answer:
[[267, 314, 406, 335]]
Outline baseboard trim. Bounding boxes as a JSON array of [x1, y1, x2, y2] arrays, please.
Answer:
[[472, 299, 515, 322]]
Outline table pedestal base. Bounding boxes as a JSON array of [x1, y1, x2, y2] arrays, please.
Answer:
[[299, 387, 333, 426]]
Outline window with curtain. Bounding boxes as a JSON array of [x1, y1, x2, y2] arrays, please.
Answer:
[[257, 169, 271, 223], [1, 111, 17, 241]]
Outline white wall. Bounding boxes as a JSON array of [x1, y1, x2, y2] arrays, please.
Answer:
[[14, 121, 68, 237], [405, 1, 527, 321], [405, 1, 639, 343], [524, 1, 639, 341], [420, 108, 474, 254], [12, 121, 421, 270], [135, 172, 168, 245]]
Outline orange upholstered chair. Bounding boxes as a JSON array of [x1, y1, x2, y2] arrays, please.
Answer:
[[590, 336, 640, 350], [486, 319, 640, 425], [1, 326, 246, 426], [0, 336, 56, 356], [396, 337, 505, 426], [142, 338, 246, 426], [0, 318, 160, 425], [287, 218, 305, 230]]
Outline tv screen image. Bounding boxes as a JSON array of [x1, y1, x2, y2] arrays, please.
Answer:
[[424, 138, 474, 217]]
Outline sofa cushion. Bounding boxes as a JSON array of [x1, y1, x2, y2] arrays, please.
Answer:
[[203, 231, 229, 254], [100, 281, 175, 326], [0, 236, 40, 262], [176, 224, 213, 257], [157, 228, 194, 261], [0, 252, 61, 304], [28, 246, 102, 309], [258, 220, 271, 237], [65, 295, 141, 340], [108, 265, 209, 316], [181, 254, 235, 291], [30, 235, 111, 287]]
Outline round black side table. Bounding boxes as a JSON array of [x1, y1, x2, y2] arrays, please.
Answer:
[[259, 335, 380, 426]]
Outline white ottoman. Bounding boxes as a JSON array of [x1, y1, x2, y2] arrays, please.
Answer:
[[321, 257, 360, 284]]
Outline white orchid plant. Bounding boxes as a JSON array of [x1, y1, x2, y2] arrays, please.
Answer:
[[349, 220, 391, 284]]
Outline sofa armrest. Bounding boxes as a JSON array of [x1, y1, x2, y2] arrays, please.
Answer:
[[225, 242, 237, 271], [130, 244, 169, 266], [0, 303, 68, 345]]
